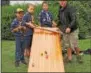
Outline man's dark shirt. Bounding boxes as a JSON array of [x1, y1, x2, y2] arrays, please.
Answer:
[[58, 5, 78, 33]]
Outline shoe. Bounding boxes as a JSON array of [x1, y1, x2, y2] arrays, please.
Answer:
[[15, 61, 20, 67], [64, 56, 72, 63], [76, 55, 83, 63], [21, 60, 27, 65], [66, 59, 72, 63]]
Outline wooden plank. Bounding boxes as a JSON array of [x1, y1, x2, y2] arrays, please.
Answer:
[[28, 27, 65, 72]]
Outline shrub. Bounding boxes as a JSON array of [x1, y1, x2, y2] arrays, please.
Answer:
[[1, 1, 91, 40]]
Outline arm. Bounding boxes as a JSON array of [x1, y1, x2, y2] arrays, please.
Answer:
[[11, 25, 23, 33], [11, 27, 19, 32], [52, 21, 57, 27], [57, 8, 61, 27], [65, 7, 77, 33], [38, 12, 42, 26], [11, 20, 25, 33], [68, 7, 77, 29], [23, 15, 36, 28], [11, 21, 19, 33], [49, 12, 57, 27], [25, 21, 36, 28]]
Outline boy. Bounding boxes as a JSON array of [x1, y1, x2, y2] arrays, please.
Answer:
[[11, 8, 27, 67], [22, 4, 36, 57], [58, 1, 83, 63], [39, 2, 57, 27]]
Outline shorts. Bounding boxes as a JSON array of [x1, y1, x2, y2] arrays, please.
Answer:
[[24, 35, 33, 50], [62, 29, 79, 51]]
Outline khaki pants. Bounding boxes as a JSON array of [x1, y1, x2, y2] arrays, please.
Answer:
[[62, 29, 79, 51]]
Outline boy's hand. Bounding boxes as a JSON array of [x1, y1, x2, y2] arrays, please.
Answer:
[[52, 24, 56, 27], [22, 26, 26, 30], [26, 22, 36, 28], [52, 21, 57, 27], [30, 24, 36, 28], [21, 26, 26, 32], [12, 27, 19, 32], [18, 25, 22, 30], [20, 26, 27, 33]]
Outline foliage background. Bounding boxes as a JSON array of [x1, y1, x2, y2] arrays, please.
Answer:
[[1, 1, 91, 40]]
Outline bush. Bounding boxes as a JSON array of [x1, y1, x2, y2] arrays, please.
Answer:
[[2, 4, 28, 40], [1, 3, 59, 40], [1, 1, 91, 40]]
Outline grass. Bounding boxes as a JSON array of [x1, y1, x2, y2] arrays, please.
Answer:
[[1, 39, 91, 72]]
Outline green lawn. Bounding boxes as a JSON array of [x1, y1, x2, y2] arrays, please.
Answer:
[[1, 39, 91, 72]]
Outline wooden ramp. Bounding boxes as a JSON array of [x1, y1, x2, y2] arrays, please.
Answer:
[[28, 27, 65, 72]]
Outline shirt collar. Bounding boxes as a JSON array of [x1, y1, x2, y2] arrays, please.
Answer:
[[26, 12, 32, 15], [15, 18, 22, 22], [60, 4, 68, 11], [42, 10, 49, 13]]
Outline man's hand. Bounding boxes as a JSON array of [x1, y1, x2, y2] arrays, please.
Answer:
[[65, 27, 71, 33]]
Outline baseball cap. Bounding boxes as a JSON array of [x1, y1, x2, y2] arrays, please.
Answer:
[[16, 8, 24, 13]]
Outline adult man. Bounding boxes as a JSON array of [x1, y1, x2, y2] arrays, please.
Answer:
[[58, 1, 82, 63]]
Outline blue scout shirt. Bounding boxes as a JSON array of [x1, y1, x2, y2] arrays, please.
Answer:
[[22, 12, 33, 36], [39, 10, 53, 27], [11, 18, 25, 37]]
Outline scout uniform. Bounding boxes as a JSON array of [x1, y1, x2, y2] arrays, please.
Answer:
[[11, 8, 26, 66], [22, 12, 33, 55], [39, 10, 53, 27]]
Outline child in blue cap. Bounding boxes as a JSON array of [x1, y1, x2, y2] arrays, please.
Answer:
[[11, 8, 27, 67]]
